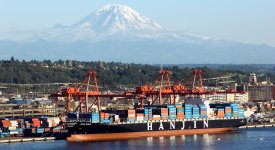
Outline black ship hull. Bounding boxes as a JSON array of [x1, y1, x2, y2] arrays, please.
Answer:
[[66, 118, 246, 141]]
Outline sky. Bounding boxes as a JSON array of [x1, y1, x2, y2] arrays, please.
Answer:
[[0, 0, 275, 46]]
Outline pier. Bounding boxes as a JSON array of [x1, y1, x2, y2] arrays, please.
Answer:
[[239, 124, 275, 129], [0, 137, 55, 143]]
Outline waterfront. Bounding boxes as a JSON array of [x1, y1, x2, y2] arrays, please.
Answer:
[[0, 128, 275, 150]]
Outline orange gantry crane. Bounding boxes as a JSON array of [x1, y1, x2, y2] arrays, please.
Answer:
[[51, 70, 101, 113], [50, 68, 245, 113]]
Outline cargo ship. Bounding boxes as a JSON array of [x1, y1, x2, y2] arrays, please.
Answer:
[[66, 102, 247, 142]]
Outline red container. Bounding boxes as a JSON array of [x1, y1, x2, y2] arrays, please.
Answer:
[[53, 129, 60, 133], [1, 120, 11, 127], [31, 127, 36, 133], [136, 113, 143, 117], [52, 122, 57, 127], [128, 110, 135, 114], [44, 127, 51, 132], [104, 113, 109, 118], [100, 112, 104, 117]]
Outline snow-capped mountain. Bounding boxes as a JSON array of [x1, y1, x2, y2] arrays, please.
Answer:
[[40, 4, 165, 42], [0, 4, 275, 64], [74, 4, 162, 33]]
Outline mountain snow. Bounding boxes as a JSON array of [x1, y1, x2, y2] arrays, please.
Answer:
[[74, 4, 162, 32], [39, 4, 166, 42]]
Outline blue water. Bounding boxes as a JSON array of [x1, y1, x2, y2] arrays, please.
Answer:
[[1, 128, 275, 150]]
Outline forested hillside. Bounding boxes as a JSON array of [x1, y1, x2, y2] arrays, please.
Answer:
[[1, 57, 274, 89]]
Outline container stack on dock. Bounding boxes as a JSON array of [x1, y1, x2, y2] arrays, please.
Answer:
[[0, 117, 62, 138], [40, 117, 60, 127]]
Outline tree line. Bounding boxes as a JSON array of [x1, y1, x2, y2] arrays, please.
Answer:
[[2, 57, 273, 90]]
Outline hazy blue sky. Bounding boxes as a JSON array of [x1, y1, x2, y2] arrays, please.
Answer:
[[1, 0, 275, 46]]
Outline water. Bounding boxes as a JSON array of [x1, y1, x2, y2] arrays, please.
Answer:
[[1, 128, 275, 150]]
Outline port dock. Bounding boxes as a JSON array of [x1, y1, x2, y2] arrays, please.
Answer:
[[0, 137, 55, 143], [239, 124, 275, 129]]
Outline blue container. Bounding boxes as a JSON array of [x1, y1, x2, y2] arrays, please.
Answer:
[[167, 104, 176, 108], [169, 117, 176, 120], [225, 113, 232, 118], [185, 116, 192, 119], [102, 119, 110, 123], [169, 108, 176, 112], [201, 115, 208, 118], [36, 128, 44, 133], [128, 118, 135, 122], [192, 114, 200, 119], [233, 112, 239, 117]]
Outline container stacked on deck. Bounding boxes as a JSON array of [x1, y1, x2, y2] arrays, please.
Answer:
[[136, 113, 144, 121], [144, 108, 153, 121], [101, 112, 110, 123], [161, 108, 168, 120], [185, 104, 192, 119], [176, 104, 183, 108], [127, 110, 136, 122], [31, 118, 41, 127], [36, 127, 44, 134], [239, 109, 244, 118], [0, 120, 11, 128], [92, 113, 100, 123], [231, 104, 240, 118], [168, 105, 177, 120], [100, 112, 104, 122], [24, 120, 31, 128], [9, 120, 18, 131], [114, 115, 120, 123], [17, 119, 24, 128], [176, 108, 184, 120], [224, 106, 232, 118], [40, 117, 61, 128], [217, 108, 225, 118], [78, 113, 101, 123], [199, 104, 208, 118], [0, 120, 10, 137], [153, 115, 161, 120], [192, 105, 200, 119], [53, 126, 61, 133]]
